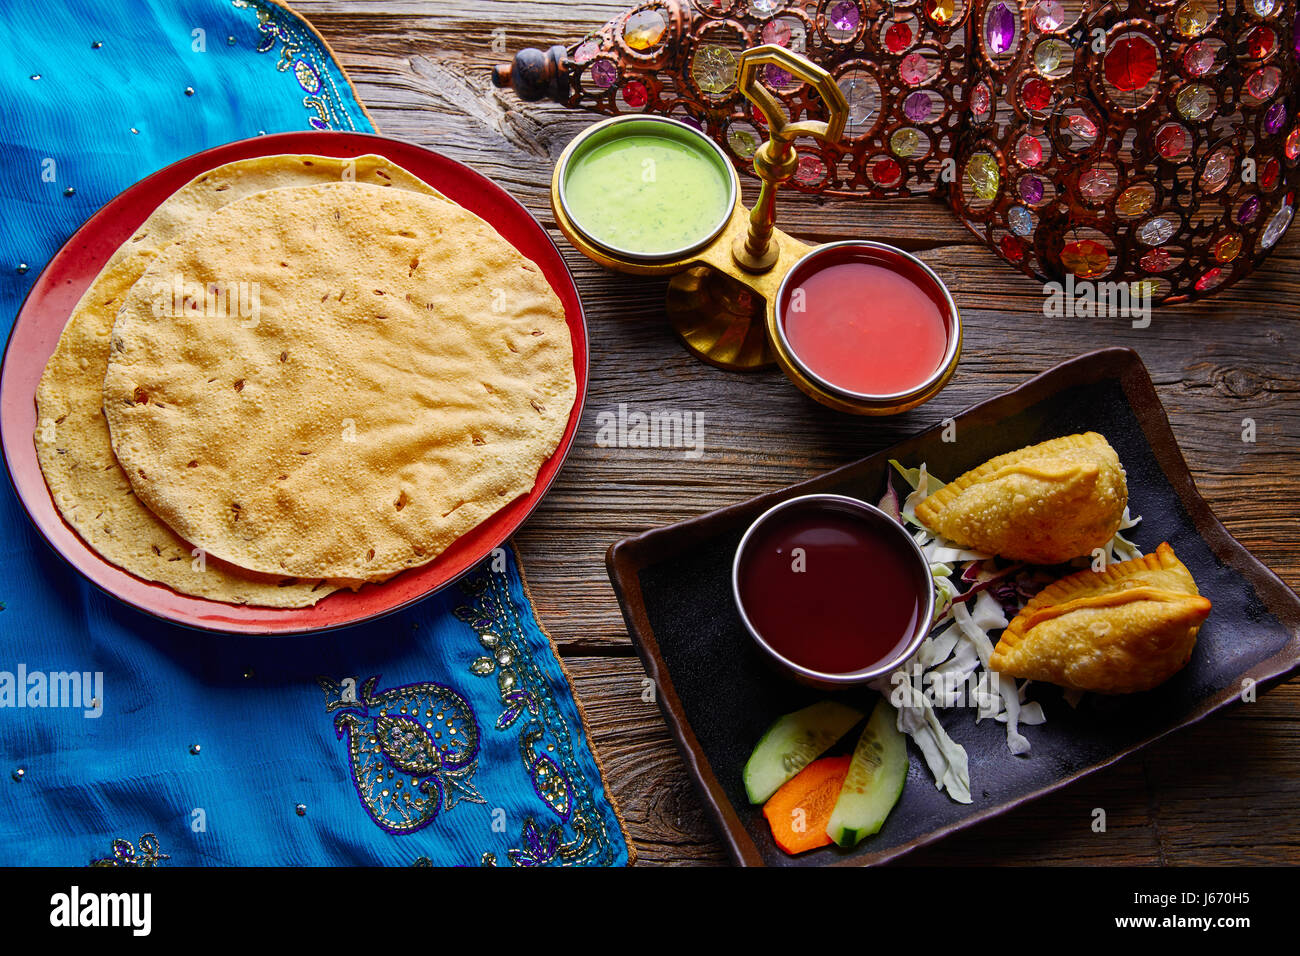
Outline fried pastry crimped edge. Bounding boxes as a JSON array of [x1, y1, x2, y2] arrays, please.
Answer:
[[913, 432, 1127, 562], [989, 542, 1212, 692], [916, 432, 1118, 528]]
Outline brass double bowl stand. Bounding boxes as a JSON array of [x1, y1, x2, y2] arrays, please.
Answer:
[[549, 44, 962, 415]]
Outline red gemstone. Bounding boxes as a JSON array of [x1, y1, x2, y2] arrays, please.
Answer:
[[1140, 248, 1173, 273], [971, 84, 991, 116], [1262, 158, 1280, 190], [1104, 36, 1158, 93], [621, 80, 648, 108], [1021, 78, 1052, 111], [761, 19, 792, 46], [1195, 268, 1224, 292], [1067, 114, 1099, 140], [1246, 26, 1275, 60], [1016, 134, 1042, 166], [1155, 124, 1187, 160], [885, 22, 913, 53], [999, 235, 1025, 261], [872, 157, 902, 185]]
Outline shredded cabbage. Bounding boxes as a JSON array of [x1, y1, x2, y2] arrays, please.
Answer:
[[1105, 507, 1143, 564], [897, 462, 937, 527], [958, 595, 1031, 754], [927, 542, 992, 563], [872, 667, 972, 804], [889, 458, 945, 497], [931, 571, 958, 626]]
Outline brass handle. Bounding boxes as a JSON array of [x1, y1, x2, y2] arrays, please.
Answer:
[[736, 44, 848, 150], [730, 45, 848, 273]]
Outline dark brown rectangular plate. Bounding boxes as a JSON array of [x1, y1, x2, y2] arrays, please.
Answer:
[[606, 347, 1300, 867]]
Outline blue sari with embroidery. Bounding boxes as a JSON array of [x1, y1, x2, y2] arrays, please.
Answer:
[[0, 0, 629, 866]]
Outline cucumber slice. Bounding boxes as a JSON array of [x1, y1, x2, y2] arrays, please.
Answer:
[[743, 701, 863, 805], [826, 697, 908, 846]]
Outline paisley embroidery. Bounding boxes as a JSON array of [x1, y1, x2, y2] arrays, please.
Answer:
[[457, 585, 572, 820], [480, 817, 598, 868], [456, 569, 620, 866], [232, 0, 363, 131], [89, 834, 168, 867], [319, 675, 485, 835]]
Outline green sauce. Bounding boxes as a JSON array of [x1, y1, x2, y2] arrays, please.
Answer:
[[563, 132, 732, 256]]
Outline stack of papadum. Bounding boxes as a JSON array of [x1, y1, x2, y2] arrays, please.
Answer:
[[34, 153, 576, 608]]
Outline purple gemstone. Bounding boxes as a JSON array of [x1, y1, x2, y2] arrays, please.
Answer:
[[1265, 102, 1287, 134], [1239, 195, 1261, 224], [903, 91, 932, 122], [764, 64, 792, 88], [830, 1, 860, 32], [1020, 175, 1044, 203], [987, 2, 1017, 55], [590, 59, 617, 89]]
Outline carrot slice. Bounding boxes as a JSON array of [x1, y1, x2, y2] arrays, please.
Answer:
[[762, 755, 852, 855]]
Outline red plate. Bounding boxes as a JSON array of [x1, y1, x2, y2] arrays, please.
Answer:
[[0, 131, 587, 635]]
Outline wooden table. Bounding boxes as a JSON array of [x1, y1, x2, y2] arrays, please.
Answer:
[[297, 0, 1300, 865]]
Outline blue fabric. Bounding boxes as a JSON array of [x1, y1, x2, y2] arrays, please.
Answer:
[[0, 0, 628, 866]]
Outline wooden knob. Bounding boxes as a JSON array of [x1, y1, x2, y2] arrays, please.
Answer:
[[491, 45, 571, 103]]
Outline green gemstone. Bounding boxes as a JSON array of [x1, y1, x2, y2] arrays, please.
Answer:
[[1034, 39, 1064, 74], [691, 44, 737, 95], [891, 127, 921, 158], [966, 153, 1000, 200], [727, 127, 759, 158]]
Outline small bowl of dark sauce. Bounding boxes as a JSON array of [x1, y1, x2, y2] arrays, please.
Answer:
[[732, 494, 934, 689]]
